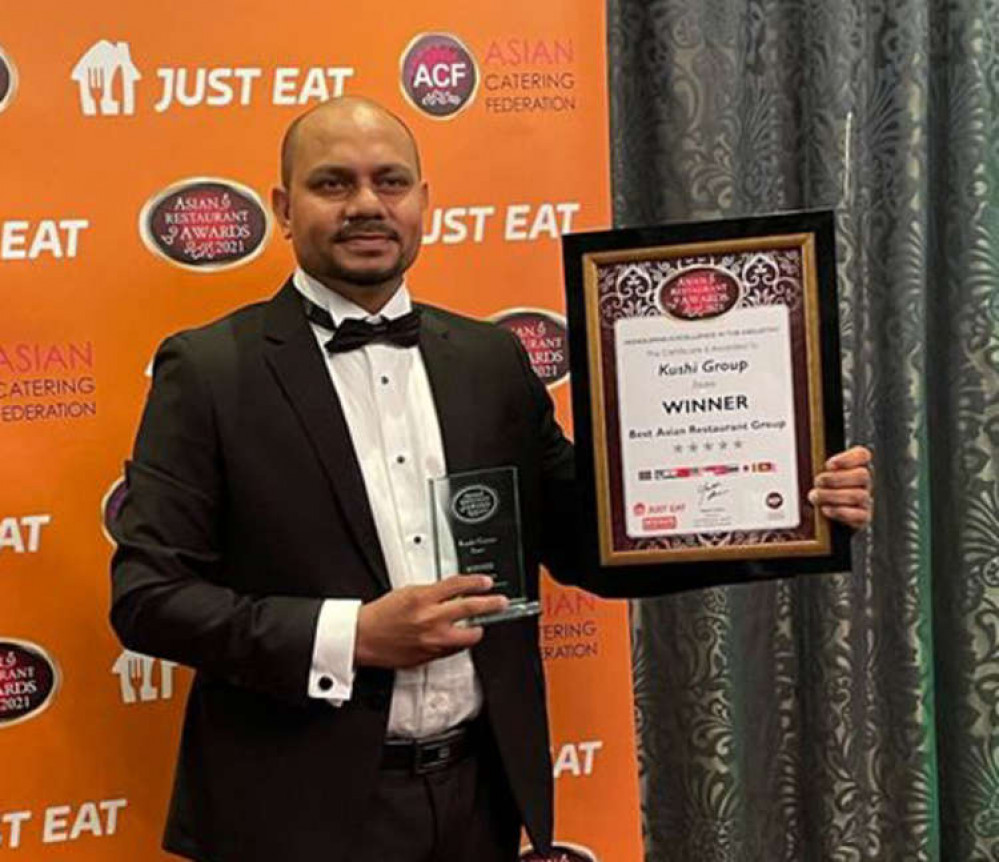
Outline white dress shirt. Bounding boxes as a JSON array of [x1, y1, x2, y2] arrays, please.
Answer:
[[294, 268, 483, 739]]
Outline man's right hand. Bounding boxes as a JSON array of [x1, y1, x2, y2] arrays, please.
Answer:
[[354, 575, 508, 669]]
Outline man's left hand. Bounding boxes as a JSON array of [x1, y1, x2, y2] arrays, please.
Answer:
[[808, 445, 873, 529]]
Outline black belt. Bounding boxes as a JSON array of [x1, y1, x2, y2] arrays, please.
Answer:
[[382, 722, 480, 774]]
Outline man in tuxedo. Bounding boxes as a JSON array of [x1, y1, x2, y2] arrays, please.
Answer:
[[110, 97, 873, 862]]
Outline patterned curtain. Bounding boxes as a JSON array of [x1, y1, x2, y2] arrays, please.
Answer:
[[607, 1, 999, 858]]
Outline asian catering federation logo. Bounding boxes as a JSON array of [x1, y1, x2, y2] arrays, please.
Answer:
[[139, 177, 271, 272], [0, 639, 61, 729], [400, 32, 478, 119], [0, 46, 18, 113]]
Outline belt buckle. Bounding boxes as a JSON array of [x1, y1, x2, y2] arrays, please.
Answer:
[[413, 738, 454, 774]]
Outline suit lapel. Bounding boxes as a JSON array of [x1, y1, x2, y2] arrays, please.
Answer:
[[418, 306, 479, 474], [262, 281, 389, 591]]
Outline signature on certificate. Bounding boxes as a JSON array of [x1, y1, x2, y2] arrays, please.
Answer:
[[697, 480, 731, 510]]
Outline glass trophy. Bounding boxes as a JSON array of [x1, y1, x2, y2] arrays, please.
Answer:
[[430, 466, 541, 625]]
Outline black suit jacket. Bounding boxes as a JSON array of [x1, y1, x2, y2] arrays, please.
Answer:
[[110, 280, 583, 862]]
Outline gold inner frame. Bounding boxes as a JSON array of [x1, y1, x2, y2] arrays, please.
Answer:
[[582, 233, 831, 566]]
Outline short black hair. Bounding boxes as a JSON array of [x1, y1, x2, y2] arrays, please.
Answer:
[[279, 97, 422, 188]]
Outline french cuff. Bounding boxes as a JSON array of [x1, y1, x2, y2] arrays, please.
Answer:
[[308, 598, 361, 704]]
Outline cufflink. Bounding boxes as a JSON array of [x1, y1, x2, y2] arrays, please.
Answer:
[[318, 675, 334, 692]]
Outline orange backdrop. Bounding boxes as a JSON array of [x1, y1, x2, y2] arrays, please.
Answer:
[[0, 3, 641, 860]]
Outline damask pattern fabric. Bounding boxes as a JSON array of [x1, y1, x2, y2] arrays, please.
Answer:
[[608, 1, 999, 858]]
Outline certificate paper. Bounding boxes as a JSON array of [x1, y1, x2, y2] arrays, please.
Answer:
[[616, 306, 800, 538], [562, 211, 849, 589]]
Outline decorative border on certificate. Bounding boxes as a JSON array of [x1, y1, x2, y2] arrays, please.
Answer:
[[563, 211, 849, 588], [585, 233, 826, 564]]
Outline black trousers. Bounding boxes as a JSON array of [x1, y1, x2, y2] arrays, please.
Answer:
[[347, 734, 522, 862]]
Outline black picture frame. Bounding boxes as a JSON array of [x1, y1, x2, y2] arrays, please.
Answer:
[[562, 210, 851, 598]]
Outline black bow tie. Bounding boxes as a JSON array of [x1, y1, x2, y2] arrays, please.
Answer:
[[303, 297, 422, 353]]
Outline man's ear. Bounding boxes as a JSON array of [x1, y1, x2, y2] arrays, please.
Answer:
[[271, 187, 292, 239]]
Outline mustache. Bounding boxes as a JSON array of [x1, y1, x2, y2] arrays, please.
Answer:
[[334, 221, 399, 242]]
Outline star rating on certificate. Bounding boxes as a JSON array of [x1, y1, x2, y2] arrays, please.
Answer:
[[672, 439, 744, 456]]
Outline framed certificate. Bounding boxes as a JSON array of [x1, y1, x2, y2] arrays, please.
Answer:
[[562, 211, 850, 596]]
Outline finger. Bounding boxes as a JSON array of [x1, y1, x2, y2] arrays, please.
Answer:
[[437, 625, 486, 650], [825, 446, 872, 470], [398, 625, 486, 666], [809, 488, 871, 508], [820, 505, 871, 528], [429, 575, 496, 601], [814, 467, 871, 489], [438, 594, 510, 624]]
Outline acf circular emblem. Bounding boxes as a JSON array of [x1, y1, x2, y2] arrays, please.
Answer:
[[493, 309, 570, 388], [521, 843, 599, 862], [658, 266, 741, 320], [451, 485, 499, 525], [400, 32, 478, 119], [139, 177, 271, 272], [0, 640, 61, 729], [0, 46, 18, 113]]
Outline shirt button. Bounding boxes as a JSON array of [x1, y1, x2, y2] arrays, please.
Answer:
[[396, 455, 406, 464], [413, 535, 422, 545], [380, 375, 390, 385], [318, 676, 333, 692]]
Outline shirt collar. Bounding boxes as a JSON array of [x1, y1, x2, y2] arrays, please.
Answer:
[[292, 267, 413, 327]]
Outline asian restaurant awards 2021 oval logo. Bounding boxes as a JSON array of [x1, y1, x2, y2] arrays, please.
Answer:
[[492, 308, 570, 388], [0, 46, 18, 113], [451, 484, 500, 525], [400, 32, 479, 119], [0, 640, 61, 729], [658, 266, 741, 320], [101, 475, 128, 546], [139, 177, 271, 272]]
